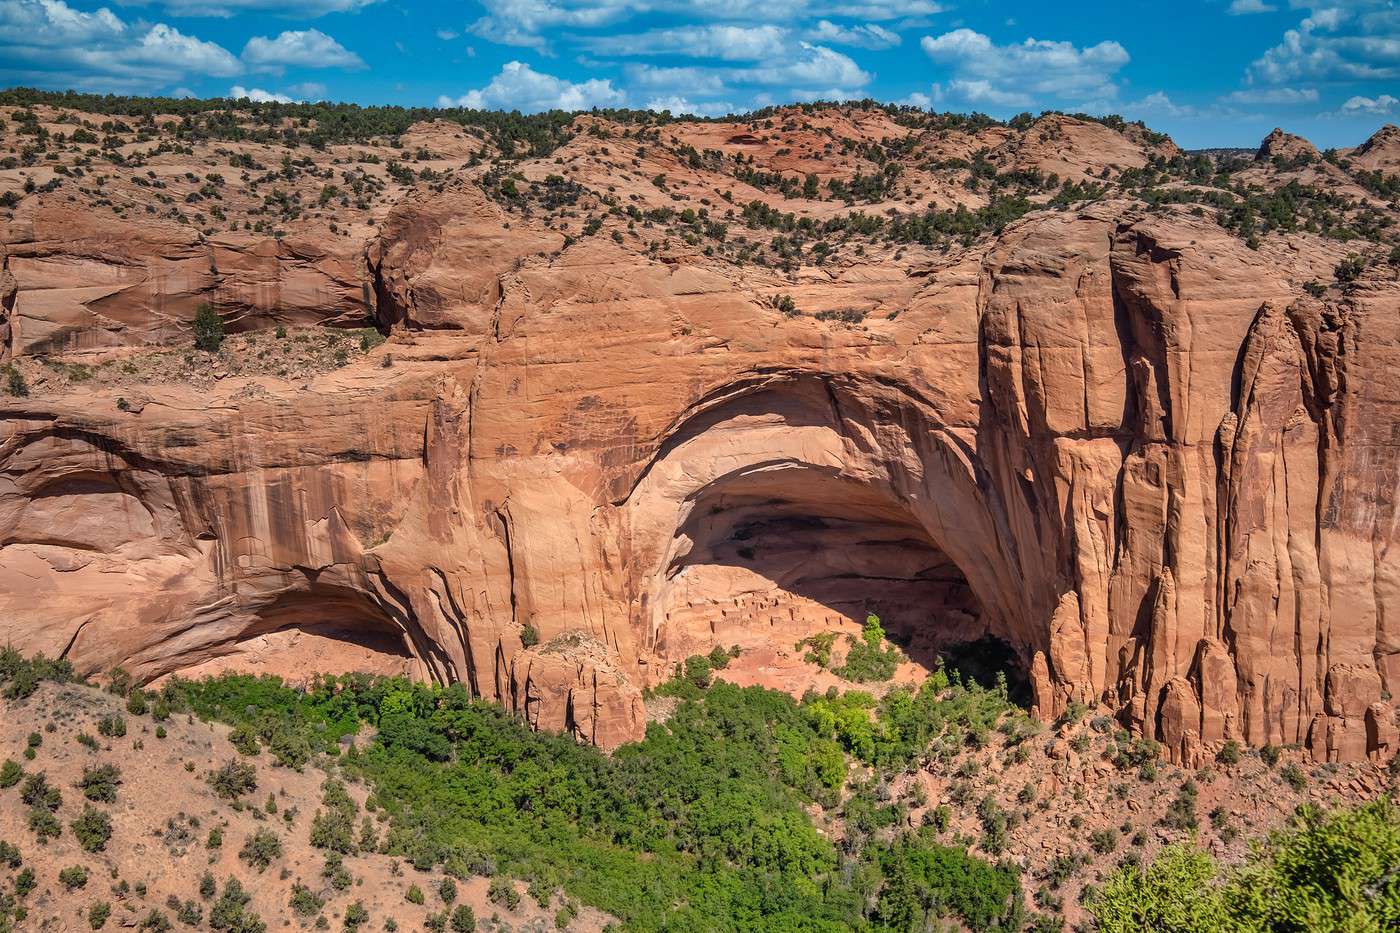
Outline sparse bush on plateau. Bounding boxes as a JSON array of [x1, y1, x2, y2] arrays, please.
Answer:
[[238, 828, 282, 872], [208, 760, 257, 800], [71, 805, 113, 852]]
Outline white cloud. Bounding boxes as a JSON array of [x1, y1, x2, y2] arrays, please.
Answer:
[[1222, 86, 1319, 103], [437, 61, 625, 112], [229, 85, 294, 103], [1247, 2, 1398, 84], [625, 63, 728, 94], [241, 29, 364, 73], [0, 0, 241, 91], [744, 42, 871, 90], [468, 0, 640, 53], [0, 0, 124, 45], [1340, 92, 1398, 114], [467, 17, 551, 54], [467, 0, 939, 53], [138, 22, 243, 74], [141, 0, 380, 17], [1228, 0, 1276, 14], [286, 80, 328, 99], [920, 28, 1130, 107], [812, 0, 941, 18], [644, 95, 735, 116], [435, 28, 459, 40], [899, 87, 941, 108], [788, 86, 866, 102], [585, 24, 789, 60], [804, 19, 901, 49], [937, 79, 1030, 108], [1128, 90, 1199, 118]]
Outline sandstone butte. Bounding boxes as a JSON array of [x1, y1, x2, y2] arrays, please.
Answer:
[[1, 101, 1398, 770]]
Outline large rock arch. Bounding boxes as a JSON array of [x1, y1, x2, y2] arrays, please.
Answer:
[[618, 371, 1031, 681]]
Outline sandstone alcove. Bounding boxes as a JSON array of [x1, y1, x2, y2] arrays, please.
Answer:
[[155, 586, 419, 683], [629, 372, 1027, 688], [660, 464, 993, 673]]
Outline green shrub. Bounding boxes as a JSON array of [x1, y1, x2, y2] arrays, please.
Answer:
[[1260, 744, 1282, 768], [1280, 762, 1308, 792], [150, 660, 1025, 931], [193, 303, 225, 352], [1091, 828, 1118, 855], [228, 724, 260, 756], [1161, 781, 1199, 832], [21, 773, 60, 812], [208, 761, 257, 800], [449, 905, 475, 933], [59, 864, 90, 889], [1335, 253, 1366, 284], [309, 779, 357, 853], [1096, 799, 1400, 932], [97, 714, 126, 739], [3, 364, 27, 398], [488, 877, 519, 911], [79, 765, 122, 802], [126, 690, 149, 716], [28, 807, 61, 840], [15, 867, 36, 896], [140, 910, 171, 933], [405, 885, 425, 905], [341, 901, 367, 932], [0, 839, 20, 867], [1216, 740, 1242, 766], [322, 853, 351, 891], [208, 878, 263, 933], [172, 898, 202, 926], [0, 760, 21, 788], [835, 614, 902, 682], [0, 649, 72, 699], [799, 632, 837, 668], [71, 805, 112, 852], [1226, 799, 1400, 927], [1091, 843, 1225, 933], [438, 877, 456, 904], [238, 828, 282, 872], [289, 884, 324, 917], [89, 901, 111, 930]]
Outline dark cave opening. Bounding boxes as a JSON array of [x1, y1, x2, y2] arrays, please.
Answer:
[[661, 465, 1026, 694]]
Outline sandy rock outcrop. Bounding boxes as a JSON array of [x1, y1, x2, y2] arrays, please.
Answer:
[[1349, 123, 1400, 172], [1256, 127, 1320, 163], [0, 205, 372, 358]]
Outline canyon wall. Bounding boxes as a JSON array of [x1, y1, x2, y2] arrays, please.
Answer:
[[3, 180, 1397, 764]]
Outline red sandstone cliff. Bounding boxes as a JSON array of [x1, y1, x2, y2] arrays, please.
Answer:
[[1, 103, 1397, 762]]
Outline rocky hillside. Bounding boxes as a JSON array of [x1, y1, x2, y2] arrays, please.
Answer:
[[1, 92, 1399, 770], [2, 648, 1395, 932], [0, 671, 607, 933]]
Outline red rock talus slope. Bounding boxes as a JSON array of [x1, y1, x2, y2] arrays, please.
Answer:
[[1, 104, 1398, 763]]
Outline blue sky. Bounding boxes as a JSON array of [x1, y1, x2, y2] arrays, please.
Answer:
[[0, 0, 1395, 148]]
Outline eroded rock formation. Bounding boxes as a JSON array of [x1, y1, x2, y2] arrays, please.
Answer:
[[2, 107, 1397, 761]]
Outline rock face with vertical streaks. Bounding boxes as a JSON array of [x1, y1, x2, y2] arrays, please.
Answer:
[[2, 106, 1397, 757]]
